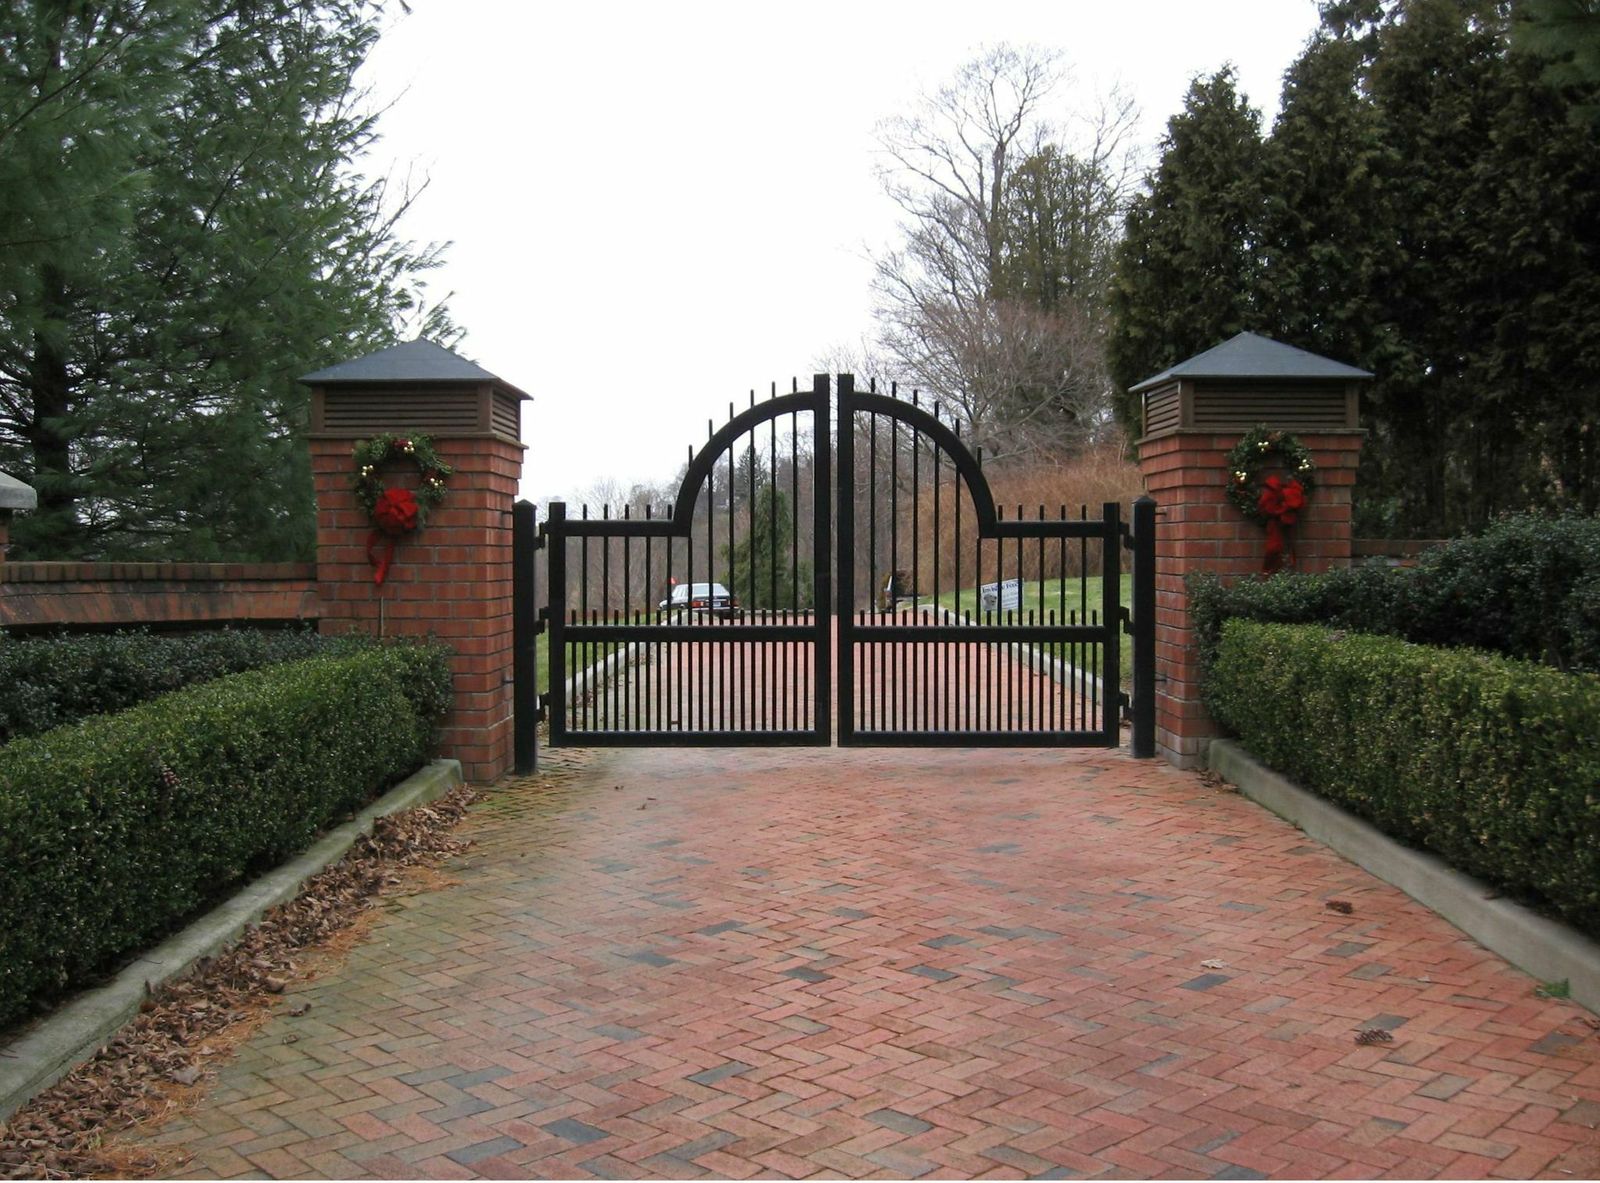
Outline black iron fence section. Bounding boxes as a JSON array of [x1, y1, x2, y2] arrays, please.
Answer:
[[531, 374, 1156, 754], [836, 376, 1132, 747], [540, 377, 831, 745]]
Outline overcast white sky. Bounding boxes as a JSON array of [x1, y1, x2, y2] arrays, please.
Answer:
[[356, 0, 1323, 506]]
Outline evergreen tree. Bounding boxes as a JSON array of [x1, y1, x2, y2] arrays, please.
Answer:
[[724, 478, 808, 610], [1106, 68, 1268, 433], [0, 1, 452, 560]]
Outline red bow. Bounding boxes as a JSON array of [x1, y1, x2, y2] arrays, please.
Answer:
[[367, 487, 419, 584], [1257, 476, 1305, 574]]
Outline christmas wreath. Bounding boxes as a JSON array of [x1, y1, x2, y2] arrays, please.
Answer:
[[1225, 426, 1315, 575], [353, 433, 452, 585]]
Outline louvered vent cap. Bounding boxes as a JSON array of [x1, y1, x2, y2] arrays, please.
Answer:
[[300, 339, 529, 399], [1130, 332, 1370, 393]]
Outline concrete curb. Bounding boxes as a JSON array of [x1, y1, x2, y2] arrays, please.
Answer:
[[0, 758, 464, 1125], [1209, 739, 1600, 1015]]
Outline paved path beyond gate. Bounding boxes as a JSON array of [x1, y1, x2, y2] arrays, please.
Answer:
[[141, 747, 1600, 1179]]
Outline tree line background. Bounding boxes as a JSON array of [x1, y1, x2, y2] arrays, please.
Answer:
[[2, 0, 1596, 567]]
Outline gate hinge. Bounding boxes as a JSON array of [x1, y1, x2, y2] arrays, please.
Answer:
[[1120, 522, 1137, 550], [1117, 690, 1132, 712], [1120, 605, 1134, 634], [536, 693, 550, 724]]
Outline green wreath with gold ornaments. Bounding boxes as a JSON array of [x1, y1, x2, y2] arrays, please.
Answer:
[[352, 433, 453, 585], [353, 433, 453, 526], [1225, 426, 1316, 524]]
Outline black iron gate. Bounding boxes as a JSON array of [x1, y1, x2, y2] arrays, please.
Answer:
[[525, 374, 1154, 755]]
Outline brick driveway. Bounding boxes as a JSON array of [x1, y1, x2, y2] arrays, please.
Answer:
[[138, 745, 1600, 1179]]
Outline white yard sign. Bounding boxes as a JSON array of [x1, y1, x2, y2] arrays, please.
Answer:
[[979, 578, 1023, 613]]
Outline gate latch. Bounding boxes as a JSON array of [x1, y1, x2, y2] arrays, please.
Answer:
[[535, 692, 550, 724]]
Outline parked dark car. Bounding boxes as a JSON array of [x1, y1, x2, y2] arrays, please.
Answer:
[[659, 581, 741, 618]]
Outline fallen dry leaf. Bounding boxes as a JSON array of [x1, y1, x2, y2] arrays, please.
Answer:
[[1326, 900, 1354, 915], [1200, 959, 1227, 970], [1354, 1027, 1394, 1046], [0, 783, 478, 1180]]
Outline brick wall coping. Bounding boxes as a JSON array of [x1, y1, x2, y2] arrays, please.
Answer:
[[2, 562, 315, 584]]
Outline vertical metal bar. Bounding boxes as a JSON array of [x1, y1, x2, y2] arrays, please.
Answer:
[[513, 499, 538, 771], [813, 374, 833, 745], [602, 506, 614, 732], [910, 394, 921, 733], [1132, 495, 1157, 758], [835, 375, 854, 745], [769, 386, 778, 732], [546, 502, 567, 744], [726, 410, 735, 733], [790, 396, 799, 731], [1101, 501, 1121, 747]]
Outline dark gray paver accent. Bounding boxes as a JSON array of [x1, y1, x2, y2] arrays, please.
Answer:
[[867, 1107, 933, 1135], [543, 1117, 609, 1145]]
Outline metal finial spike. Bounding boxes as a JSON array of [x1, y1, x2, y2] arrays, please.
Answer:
[[911, 389, 919, 408], [581, 504, 589, 519], [602, 504, 609, 520], [623, 504, 630, 520], [645, 503, 653, 520]]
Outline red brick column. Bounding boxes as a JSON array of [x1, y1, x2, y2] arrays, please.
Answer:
[[1139, 429, 1364, 767], [311, 437, 523, 783]]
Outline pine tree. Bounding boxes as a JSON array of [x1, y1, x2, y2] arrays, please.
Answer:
[[0, 1, 452, 560], [1106, 68, 1268, 433]]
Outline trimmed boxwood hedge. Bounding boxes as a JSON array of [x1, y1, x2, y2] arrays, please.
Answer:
[[0, 628, 347, 745], [0, 642, 452, 1031], [1207, 620, 1600, 938], [1189, 513, 1600, 676]]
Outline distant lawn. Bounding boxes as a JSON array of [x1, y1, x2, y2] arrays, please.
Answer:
[[931, 573, 1135, 690]]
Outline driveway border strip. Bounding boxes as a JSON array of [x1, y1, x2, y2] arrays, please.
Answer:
[[0, 758, 463, 1124], [1210, 738, 1600, 1015]]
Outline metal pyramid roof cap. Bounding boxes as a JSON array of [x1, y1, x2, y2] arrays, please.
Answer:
[[301, 339, 526, 398], [1130, 332, 1371, 393]]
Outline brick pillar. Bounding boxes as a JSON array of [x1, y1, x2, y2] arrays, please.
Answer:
[[302, 340, 530, 785], [1139, 429, 1363, 767]]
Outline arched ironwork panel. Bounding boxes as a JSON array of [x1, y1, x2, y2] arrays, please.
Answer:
[[836, 375, 1123, 747], [541, 376, 831, 745]]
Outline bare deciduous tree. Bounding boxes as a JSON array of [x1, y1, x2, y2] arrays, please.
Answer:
[[870, 44, 1137, 464]]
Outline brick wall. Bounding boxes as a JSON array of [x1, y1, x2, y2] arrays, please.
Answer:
[[1139, 429, 1364, 767], [1, 562, 318, 631], [311, 437, 522, 783]]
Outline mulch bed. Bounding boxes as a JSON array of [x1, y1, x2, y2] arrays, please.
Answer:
[[0, 784, 480, 1180]]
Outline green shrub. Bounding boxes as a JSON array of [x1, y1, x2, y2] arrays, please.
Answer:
[[1190, 513, 1600, 675], [1404, 514, 1600, 669], [0, 628, 353, 744], [0, 642, 452, 1030], [1206, 621, 1600, 937]]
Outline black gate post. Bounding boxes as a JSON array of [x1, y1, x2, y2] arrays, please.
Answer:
[[545, 500, 568, 745], [811, 374, 833, 745], [512, 499, 539, 774], [1130, 495, 1157, 758], [1100, 501, 1122, 748]]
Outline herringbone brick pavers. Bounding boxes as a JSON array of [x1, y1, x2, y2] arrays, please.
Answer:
[[121, 745, 1600, 1179]]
